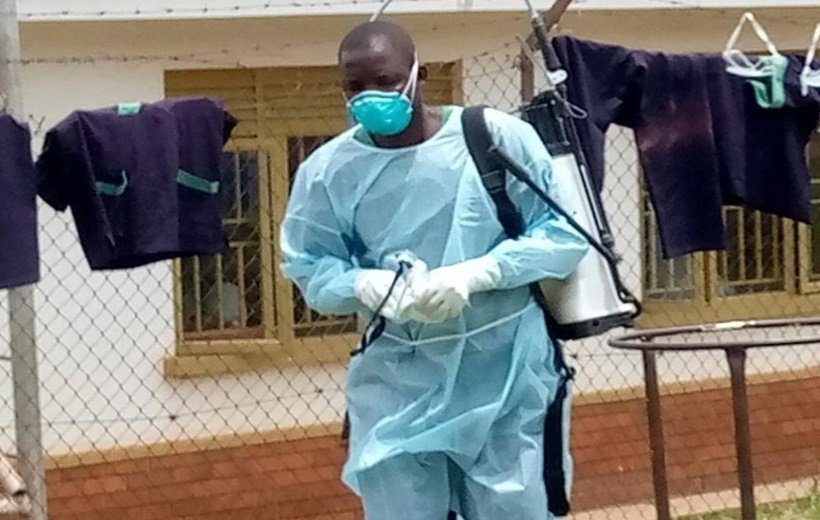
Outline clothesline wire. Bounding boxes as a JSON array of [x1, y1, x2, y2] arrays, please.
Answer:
[[16, 0, 432, 20], [4, 0, 814, 65], [15, 0, 814, 29], [1, 17, 528, 67], [4, 6, 813, 70], [642, 0, 809, 28]]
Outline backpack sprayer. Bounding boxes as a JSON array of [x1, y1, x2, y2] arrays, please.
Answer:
[[509, 0, 640, 339]]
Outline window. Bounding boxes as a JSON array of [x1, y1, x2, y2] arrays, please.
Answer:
[[639, 133, 820, 327], [716, 208, 785, 296], [180, 150, 268, 341], [641, 195, 695, 302], [163, 64, 462, 377], [800, 135, 820, 293]]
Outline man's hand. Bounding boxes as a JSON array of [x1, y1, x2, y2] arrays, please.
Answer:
[[354, 269, 416, 321], [405, 256, 502, 323]]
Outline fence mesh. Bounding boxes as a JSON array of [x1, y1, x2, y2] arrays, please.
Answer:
[[1, 22, 820, 520]]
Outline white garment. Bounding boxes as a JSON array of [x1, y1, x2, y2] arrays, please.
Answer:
[[801, 23, 820, 97]]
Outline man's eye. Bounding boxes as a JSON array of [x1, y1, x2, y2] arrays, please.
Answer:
[[344, 82, 363, 93], [376, 75, 394, 87]]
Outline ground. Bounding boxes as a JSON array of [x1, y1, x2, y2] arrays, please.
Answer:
[[680, 492, 820, 520]]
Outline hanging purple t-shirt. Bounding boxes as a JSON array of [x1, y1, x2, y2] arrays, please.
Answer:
[[155, 96, 238, 256], [36, 98, 237, 270], [552, 35, 820, 258], [0, 114, 39, 288], [37, 103, 181, 270]]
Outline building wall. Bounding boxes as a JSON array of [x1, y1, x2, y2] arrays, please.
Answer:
[[15, 0, 818, 22], [1, 7, 819, 457]]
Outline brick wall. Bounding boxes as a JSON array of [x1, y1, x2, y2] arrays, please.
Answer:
[[35, 375, 820, 519]]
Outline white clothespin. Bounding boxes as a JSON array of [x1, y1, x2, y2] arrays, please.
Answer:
[[723, 12, 780, 78]]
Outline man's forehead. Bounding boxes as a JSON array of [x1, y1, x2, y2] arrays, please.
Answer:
[[338, 21, 416, 68], [340, 40, 403, 67]]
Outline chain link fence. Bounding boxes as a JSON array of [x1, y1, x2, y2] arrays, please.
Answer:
[[1, 31, 820, 520]]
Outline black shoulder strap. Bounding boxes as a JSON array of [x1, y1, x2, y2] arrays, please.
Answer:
[[462, 106, 556, 324], [462, 105, 573, 517], [462, 105, 575, 367], [462, 106, 526, 239]]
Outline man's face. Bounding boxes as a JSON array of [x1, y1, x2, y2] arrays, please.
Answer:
[[339, 38, 416, 100]]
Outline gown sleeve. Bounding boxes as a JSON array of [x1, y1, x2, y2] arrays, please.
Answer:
[[484, 109, 590, 290], [279, 159, 366, 316]]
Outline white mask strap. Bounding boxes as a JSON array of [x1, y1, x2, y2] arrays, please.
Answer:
[[402, 57, 419, 100], [725, 12, 779, 57]]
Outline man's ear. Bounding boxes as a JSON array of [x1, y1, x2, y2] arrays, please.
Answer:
[[418, 64, 429, 82]]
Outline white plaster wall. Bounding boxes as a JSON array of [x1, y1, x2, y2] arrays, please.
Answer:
[[1, 7, 819, 456], [15, 0, 819, 22]]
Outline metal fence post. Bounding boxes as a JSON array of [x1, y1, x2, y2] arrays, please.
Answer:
[[1, 1, 48, 517]]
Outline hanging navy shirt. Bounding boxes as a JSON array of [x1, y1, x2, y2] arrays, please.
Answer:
[[36, 98, 237, 270], [155, 96, 238, 256], [0, 114, 39, 288], [37, 102, 181, 270], [551, 35, 820, 258]]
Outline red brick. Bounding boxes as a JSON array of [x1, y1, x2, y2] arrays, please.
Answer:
[[169, 496, 215, 517], [80, 475, 127, 495]]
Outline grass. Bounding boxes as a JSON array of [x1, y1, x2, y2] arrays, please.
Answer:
[[679, 493, 820, 519]]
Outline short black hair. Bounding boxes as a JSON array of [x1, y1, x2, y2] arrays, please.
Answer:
[[338, 20, 416, 67]]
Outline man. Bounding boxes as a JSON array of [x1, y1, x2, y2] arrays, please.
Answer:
[[280, 20, 588, 519]]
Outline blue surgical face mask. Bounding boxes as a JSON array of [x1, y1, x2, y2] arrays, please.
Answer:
[[346, 59, 419, 136]]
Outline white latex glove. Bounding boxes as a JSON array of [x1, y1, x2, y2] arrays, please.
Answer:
[[406, 256, 502, 323], [354, 269, 416, 321]]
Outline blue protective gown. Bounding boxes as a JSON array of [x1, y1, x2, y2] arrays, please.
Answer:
[[280, 106, 588, 519]]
